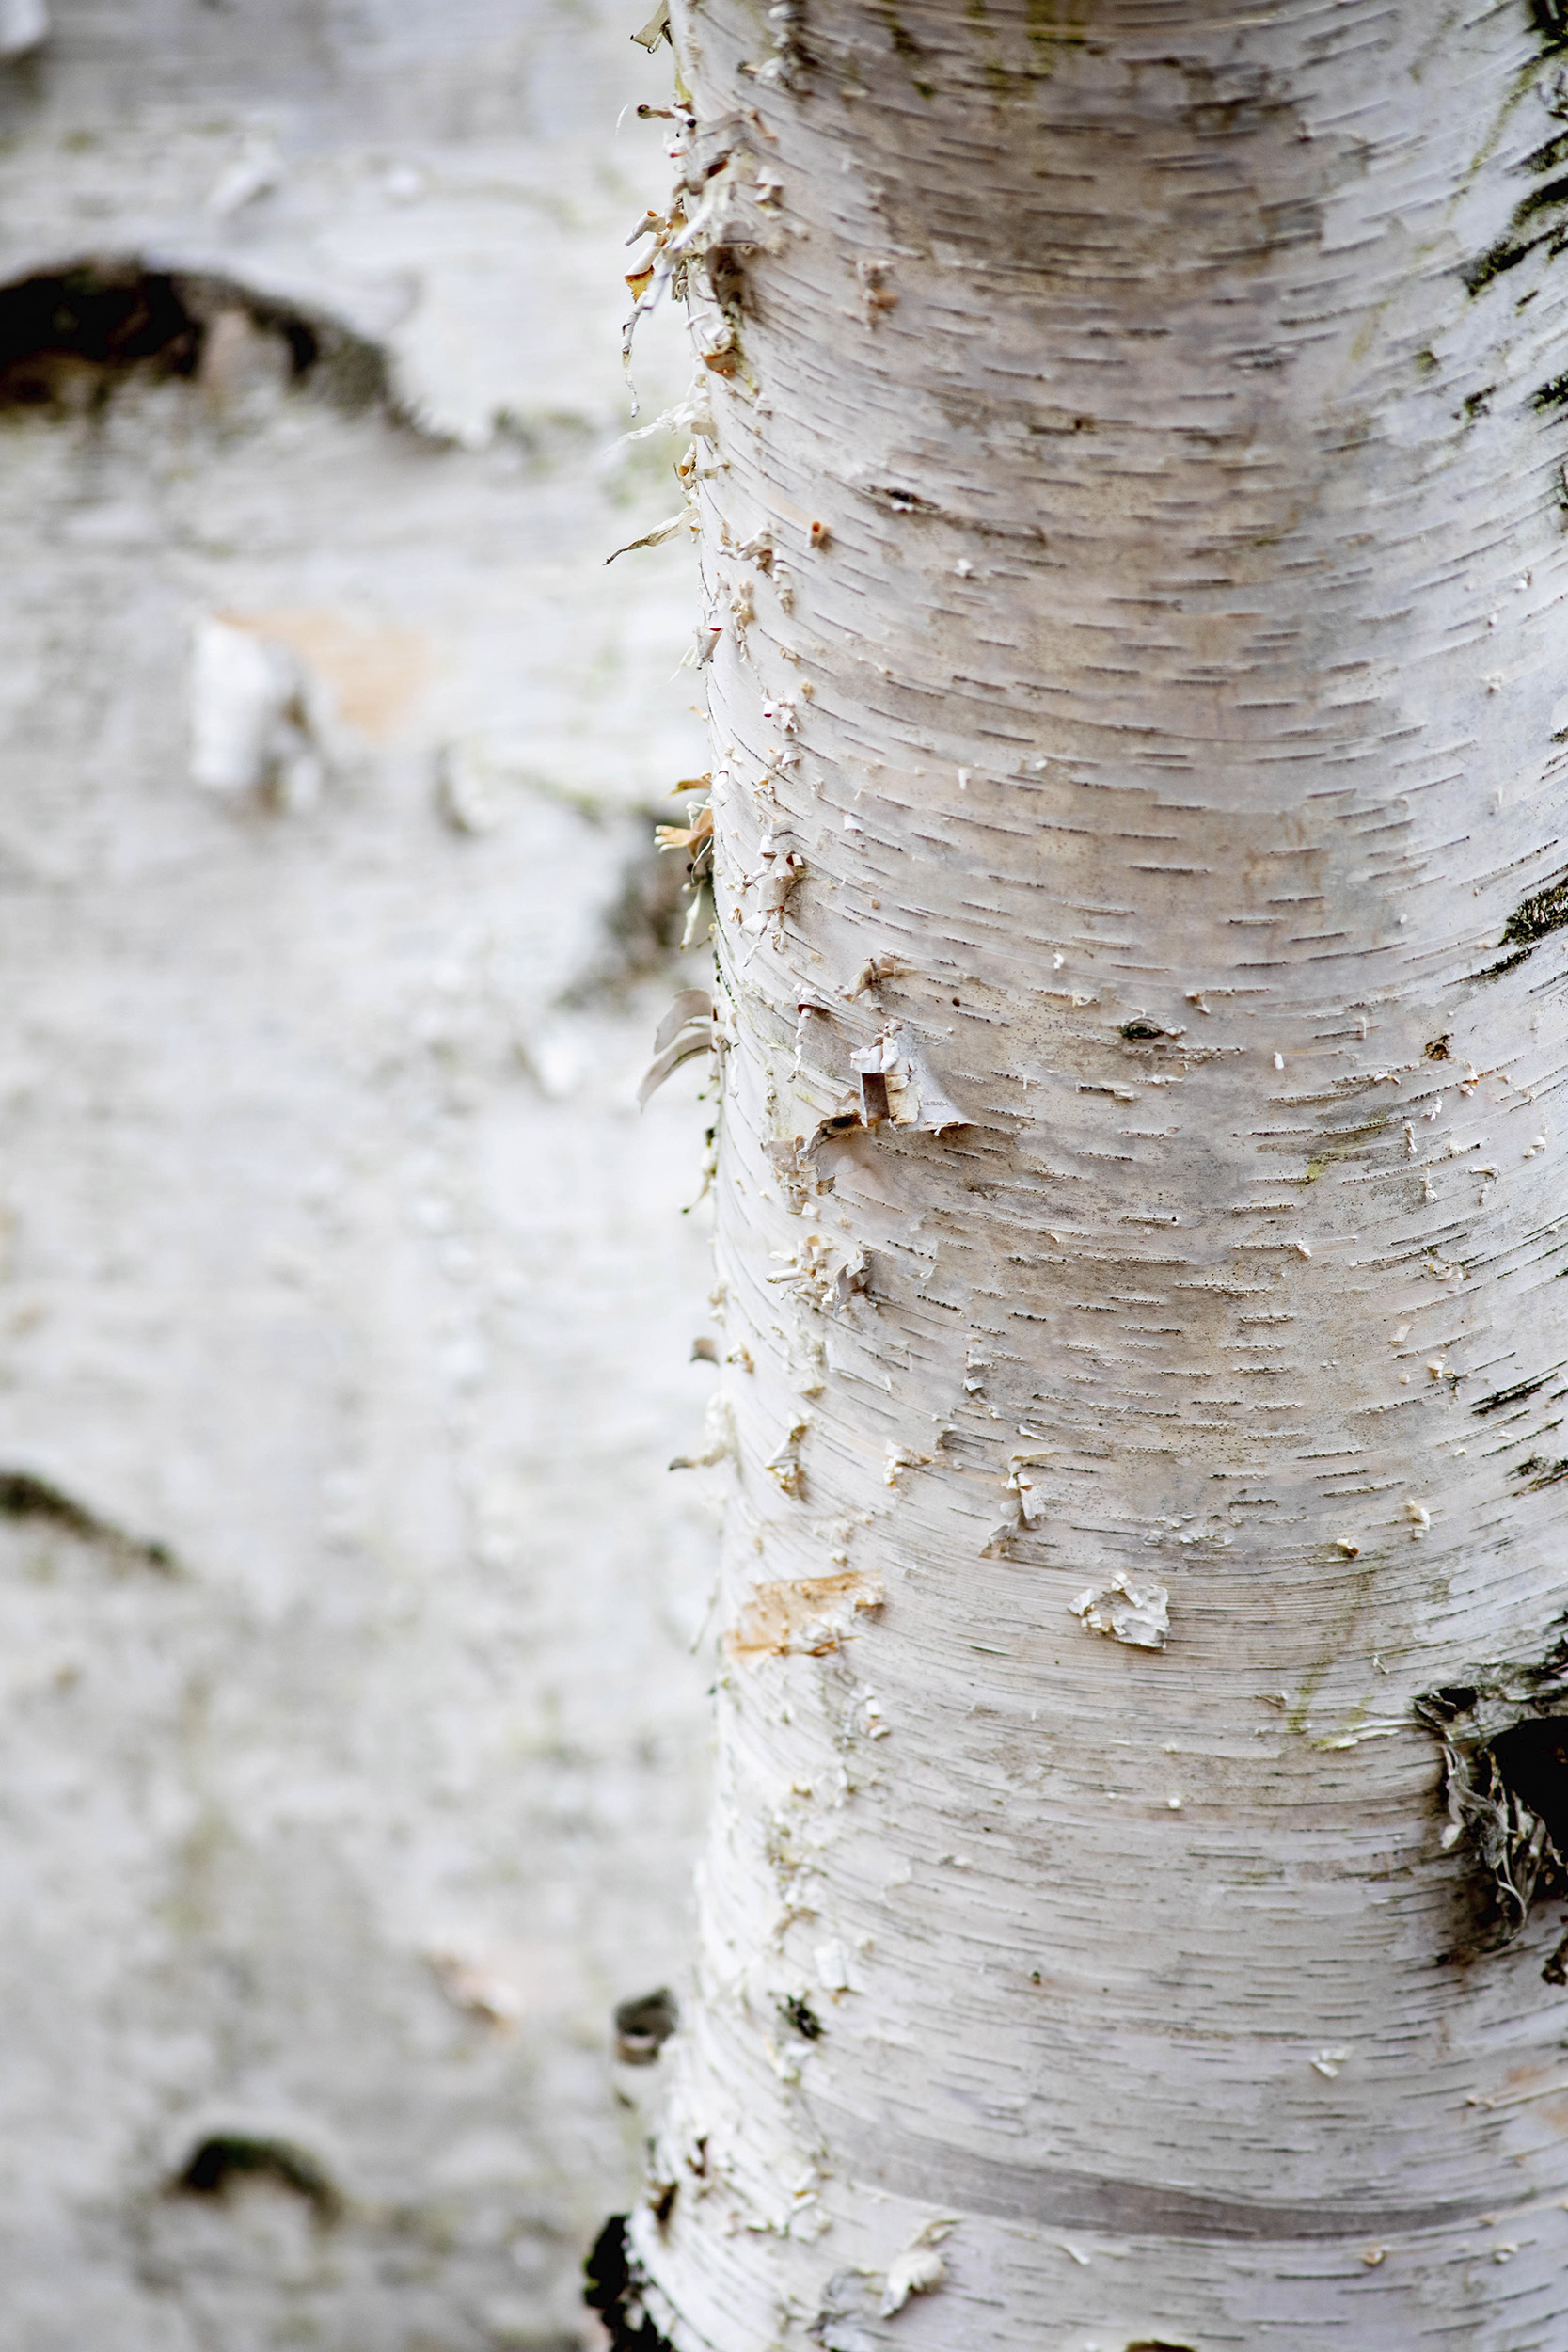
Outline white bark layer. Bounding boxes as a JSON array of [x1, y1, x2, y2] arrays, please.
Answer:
[[637, 3, 1568, 2344]]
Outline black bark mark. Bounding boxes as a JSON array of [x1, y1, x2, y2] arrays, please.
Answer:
[[1471, 1371, 1556, 1415], [614, 1986, 679, 2064], [1417, 1661, 1568, 1982], [585, 2217, 676, 2352], [779, 1992, 825, 2038], [1501, 867, 1568, 943], [0, 1468, 178, 1572], [1530, 0, 1568, 56], [171, 2135, 341, 2221], [1462, 17, 1568, 293], [1512, 1454, 1568, 1488], [1473, 868, 1568, 978], [0, 261, 388, 418]]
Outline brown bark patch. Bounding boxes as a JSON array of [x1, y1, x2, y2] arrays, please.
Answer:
[[726, 1569, 885, 1661], [214, 608, 434, 742]]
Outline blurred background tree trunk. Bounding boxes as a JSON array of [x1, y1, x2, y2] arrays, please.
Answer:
[[0, 8, 716, 2346]]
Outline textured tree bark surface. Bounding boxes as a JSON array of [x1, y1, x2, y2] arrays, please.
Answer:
[[634, 3, 1568, 2344]]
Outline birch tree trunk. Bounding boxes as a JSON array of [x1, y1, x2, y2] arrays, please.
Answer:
[[620, 2, 1568, 2344]]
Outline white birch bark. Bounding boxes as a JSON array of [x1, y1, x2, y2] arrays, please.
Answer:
[[627, 2, 1568, 2344]]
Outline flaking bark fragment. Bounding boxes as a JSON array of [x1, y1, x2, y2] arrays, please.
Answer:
[[847, 1025, 965, 1134], [630, 3, 672, 51], [669, 1391, 736, 1471], [639, 988, 716, 1106], [1070, 1574, 1170, 1651], [606, 515, 689, 563], [879, 2217, 954, 2314], [764, 1413, 812, 1495]]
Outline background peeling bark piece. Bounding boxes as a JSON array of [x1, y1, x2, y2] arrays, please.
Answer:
[[0, 5, 717, 2346]]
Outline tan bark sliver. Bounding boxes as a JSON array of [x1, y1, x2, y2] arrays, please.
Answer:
[[627, 3, 1568, 2344]]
